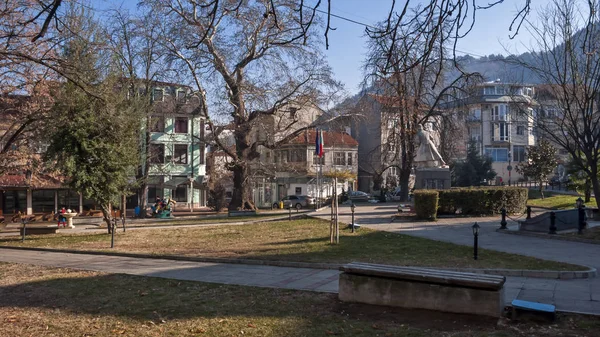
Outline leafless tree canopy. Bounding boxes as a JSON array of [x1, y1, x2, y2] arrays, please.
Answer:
[[513, 0, 600, 208]]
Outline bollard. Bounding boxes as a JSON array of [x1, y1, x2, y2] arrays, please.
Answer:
[[288, 205, 292, 221], [121, 214, 126, 233], [111, 218, 116, 248], [578, 207, 586, 235], [549, 211, 557, 234], [526, 206, 531, 219], [500, 208, 507, 229]]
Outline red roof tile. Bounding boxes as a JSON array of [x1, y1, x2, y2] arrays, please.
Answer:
[[283, 129, 358, 147]]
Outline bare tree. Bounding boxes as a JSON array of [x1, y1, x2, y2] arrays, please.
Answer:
[[106, 8, 178, 216], [363, 7, 480, 201], [144, 0, 337, 210], [512, 0, 600, 208]]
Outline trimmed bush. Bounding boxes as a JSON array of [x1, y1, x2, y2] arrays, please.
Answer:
[[414, 190, 439, 220], [437, 187, 528, 216]]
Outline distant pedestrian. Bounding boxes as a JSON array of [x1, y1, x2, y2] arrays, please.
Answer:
[[57, 207, 66, 227]]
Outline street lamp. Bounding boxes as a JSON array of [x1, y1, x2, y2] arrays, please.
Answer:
[[576, 197, 585, 235], [21, 216, 28, 242], [472, 222, 480, 260], [350, 203, 356, 233]]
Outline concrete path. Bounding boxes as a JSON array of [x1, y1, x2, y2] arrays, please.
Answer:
[[0, 248, 339, 293]]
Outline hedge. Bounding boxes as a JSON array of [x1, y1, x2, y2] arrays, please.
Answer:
[[414, 190, 439, 220], [437, 187, 528, 216]]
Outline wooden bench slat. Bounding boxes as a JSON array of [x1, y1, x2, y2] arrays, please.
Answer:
[[342, 266, 504, 284], [344, 262, 506, 282], [341, 263, 505, 290], [346, 262, 505, 281], [344, 262, 505, 282]]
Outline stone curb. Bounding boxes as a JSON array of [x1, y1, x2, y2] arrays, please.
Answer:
[[497, 228, 600, 245], [0, 245, 594, 279]]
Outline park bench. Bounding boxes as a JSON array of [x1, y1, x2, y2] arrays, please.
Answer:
[[19, 225, 59, 235], [339, 262, 506, 317]]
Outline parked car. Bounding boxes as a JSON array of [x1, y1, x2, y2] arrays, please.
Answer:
[[274, 195, 315, 210], [348, 191, 372, 201]]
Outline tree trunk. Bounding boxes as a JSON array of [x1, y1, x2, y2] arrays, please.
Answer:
[[138, 113, 153, 218], [585, 178, 591, 203], [100, 203, 112, 233], [229, 162, 255, 210], [590, 165, 600, 210], [398, 167, 411, 202], [539, 181, 545, 200]]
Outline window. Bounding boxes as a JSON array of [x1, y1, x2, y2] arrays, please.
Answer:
[[177, 90, 186, 103], [517, 125, 525, 135], [149, 144, 165, 164], [387, 118, 398, 129], [295, 187, 302, 195], [289, 107, 298, 119], [469, 126, 481, 142], [468, 108, 481, 120], [513, 145, 526, 162], [199, 119, 205, 140], [173, 144, 188, 164], [313, 154, 324, 165], [492, 122, 510, 141], [172, 179, 187, 202], [347, 152, 353, 166], [492, 104, 509, 121], [485, 147, 509, 162], [153, 88, 163, 102], [174, 117, 188, 133], [199, 145, 205, 165], [289, 149, 306, 162], [149, 115, 164, 132], [496, 86, 505, 95], [484, 86, 495, 95], [148, 186, 159, 201], [334, 152, 346, 165]]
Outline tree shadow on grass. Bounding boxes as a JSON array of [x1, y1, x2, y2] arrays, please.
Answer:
[[0, 267, 500, 336]]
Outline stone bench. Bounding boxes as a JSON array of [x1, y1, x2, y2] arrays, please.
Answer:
[[228, 210, 257, 217], [339, 262, 506, 317]]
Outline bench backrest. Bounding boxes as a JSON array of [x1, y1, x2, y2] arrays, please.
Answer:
[[340, 262, 505, 291]]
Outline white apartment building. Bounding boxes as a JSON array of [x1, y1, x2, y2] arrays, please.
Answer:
[[458, 80, 536, 184]]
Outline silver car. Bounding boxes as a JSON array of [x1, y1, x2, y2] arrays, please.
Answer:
[[276, 195, 315, 210]]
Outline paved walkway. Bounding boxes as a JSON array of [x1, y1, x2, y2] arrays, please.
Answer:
[[0, 248, 339, 293]]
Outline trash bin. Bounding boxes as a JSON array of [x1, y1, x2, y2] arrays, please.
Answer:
[[134, 206, 140, 218]]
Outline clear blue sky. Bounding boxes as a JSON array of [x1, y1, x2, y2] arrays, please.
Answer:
[[93, 0, 539, 95]]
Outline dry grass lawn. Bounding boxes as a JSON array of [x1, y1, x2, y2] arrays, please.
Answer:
[[0, 219, 585, 271], [0, 262, 599, 337]]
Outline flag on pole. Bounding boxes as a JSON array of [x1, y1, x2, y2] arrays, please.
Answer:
[[315, 128, 324, 158], [319, 129, 324, 158]]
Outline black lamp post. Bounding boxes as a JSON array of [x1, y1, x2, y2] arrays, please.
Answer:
[[121, 213, 126, 233], [350, 203, 356, 233], [21, 216, 28, 242], [577, 197, 585, 234], [472, 222, 480, 260]]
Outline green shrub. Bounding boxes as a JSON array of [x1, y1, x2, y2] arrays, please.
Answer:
[[414, 190, 439, 220], [437, 187, 528, 216]]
